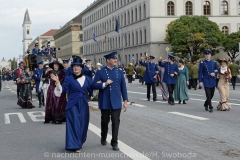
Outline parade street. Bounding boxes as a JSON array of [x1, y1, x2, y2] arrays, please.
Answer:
[[0, 80, 240, 160]]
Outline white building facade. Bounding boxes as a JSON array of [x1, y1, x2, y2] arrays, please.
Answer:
[[82, 0, 240, 65]]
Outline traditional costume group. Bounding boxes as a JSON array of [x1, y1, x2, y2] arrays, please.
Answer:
[[12, 50, 128, 152], [10, 45, 238, 153]]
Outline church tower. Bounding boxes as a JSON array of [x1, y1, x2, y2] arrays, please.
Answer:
[[22, 9, 32, 55]]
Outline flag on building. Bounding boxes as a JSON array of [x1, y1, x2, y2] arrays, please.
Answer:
[[115, 18, 120, 33], [92, 30, 97, 42], [103, 35, 107, 43]]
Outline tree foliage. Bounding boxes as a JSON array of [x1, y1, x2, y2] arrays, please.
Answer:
[[8, 57, 17, 70], [222, 31, 240, 60], [165, 16, 223, 58]]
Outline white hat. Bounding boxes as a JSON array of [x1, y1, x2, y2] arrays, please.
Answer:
[[96, 63, 102, 66]]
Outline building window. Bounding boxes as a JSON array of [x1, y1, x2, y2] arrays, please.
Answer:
[[167, 1, 175, 16], [124, 13, 127, 26], [128, 34, 130, 46], [80, 34, 83, 41], [140, 30, 142, 44], [144, 29, 147, 43], [119, 36, 121, 48], [203, 1, 211, 15], [27, 29, 29, 34], [128, 11, 130, 24], [136, 31, 138, 45], [143, 4, 146, 18], [222, 26, 229, 35], [132, 32, 134, 46], [239, 2, 240, 15], [139, 6, 142, 20], [185, 1, 193, 15], [131, 9, 134, 23], [221, 1, 228, 15], [135, 8, 138, 21]]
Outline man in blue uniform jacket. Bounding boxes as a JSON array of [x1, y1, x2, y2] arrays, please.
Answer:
[[159, 55, 179, 105], [32, 42, 41, 55], [84, 59, 95, 79], [139, 55, 159, 101], [198, 50, 218, 113], [92, 51, 128, 151], [34, 60, 44, 108]]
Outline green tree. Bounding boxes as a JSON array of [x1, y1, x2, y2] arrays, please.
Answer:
[[222, 31, 240, 61], [165, 16, 223, 59], [8, 58, 17, 70]]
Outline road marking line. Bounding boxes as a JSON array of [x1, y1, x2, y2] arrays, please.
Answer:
[[169, 112, 209, 120], [4, 113, 26, 124], [27, 111, 45, 122], [88, 123, 151, 160], [128, 102, 147, 107]]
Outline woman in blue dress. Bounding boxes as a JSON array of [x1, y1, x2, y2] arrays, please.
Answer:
[[51, 56, 92, 152], [174, 59, 189, 104]]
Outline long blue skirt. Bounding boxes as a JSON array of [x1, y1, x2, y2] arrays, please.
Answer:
[[65, 100, 89, 150]]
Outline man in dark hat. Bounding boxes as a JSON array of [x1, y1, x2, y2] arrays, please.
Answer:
[[33, 60, 44, 108], [62, 59, 70, 73], [92, 51, 128, 151], [43, 41, 54, 62], [140, 55, 159, 101], [159, 55, 179, 105], [13, 62, 24, 98], [84, 59, 95, 79], [198, 50, 219, 113], [32, 42, 41, 55]]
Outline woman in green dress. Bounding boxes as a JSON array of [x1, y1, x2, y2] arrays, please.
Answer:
[[174, 59, 189, 104]]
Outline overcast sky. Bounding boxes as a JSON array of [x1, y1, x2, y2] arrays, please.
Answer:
[[0, 0, 95, 61]]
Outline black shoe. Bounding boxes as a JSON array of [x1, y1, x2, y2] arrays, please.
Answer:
[[153, 99, 158, 101], [204, 105, 208, 111], [209, 109, 213, 113], [101, 139, 107, 146], [147, 98, 150, 101], [178, 100, 181, 104], [194, 88, 196, 90], [233, 87, 235, 90], [112, 145, 119, 151], [39, 105, 42, 108], [42, 103, 45, 107], [183, 100, 186, 104]]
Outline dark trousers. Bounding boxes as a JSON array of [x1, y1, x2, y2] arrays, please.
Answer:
[[17, 83, 21, 98], [231, 76, 237, 89], [37, 93, 44, 106], [127, 75, 133, 83], [192, 79, 198, 89], [167, 84, 175, 103], [139, 76, 143, 83], [0, 76, 2, 91], [146, 83, 157, 100], [101, 109, 121, 147], [204, 88, 215, 109], [188, 79, 192, 89]]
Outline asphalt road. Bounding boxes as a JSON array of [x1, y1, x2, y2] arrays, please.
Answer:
[[0, 80, 240, 160]]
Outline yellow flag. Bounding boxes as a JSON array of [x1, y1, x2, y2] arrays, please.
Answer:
[[104, 35, 107, 43]]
